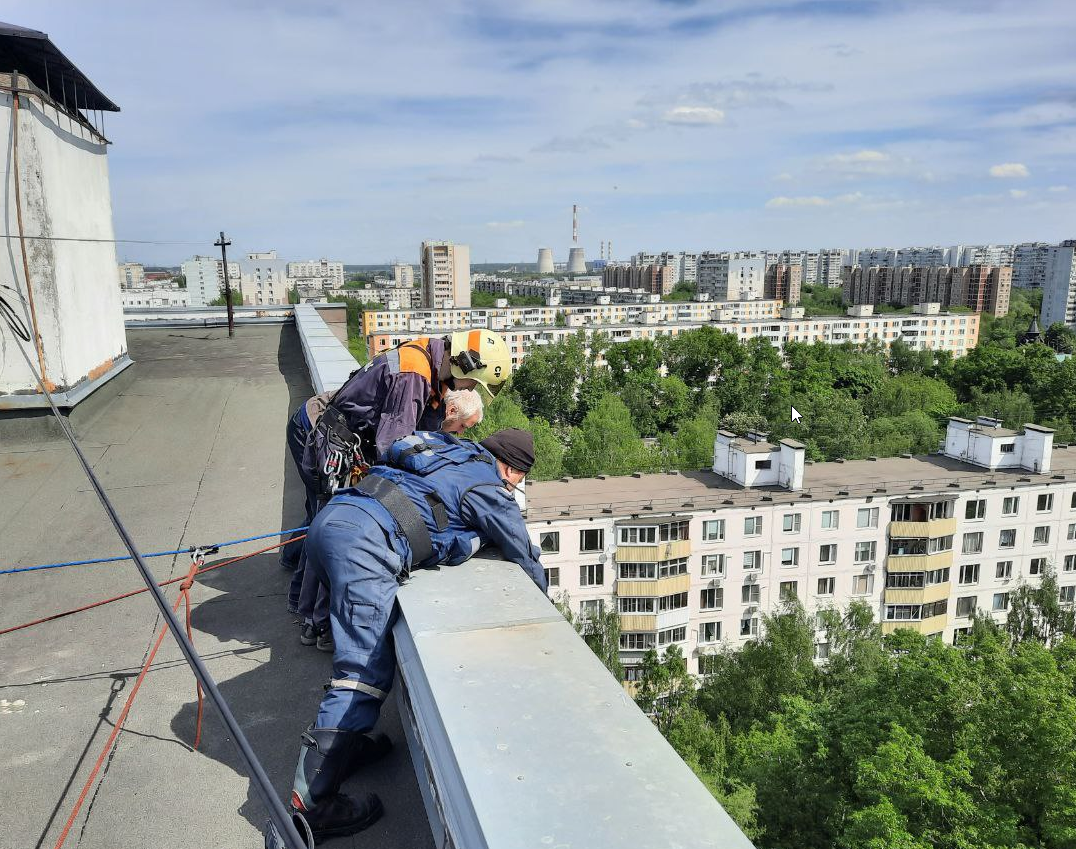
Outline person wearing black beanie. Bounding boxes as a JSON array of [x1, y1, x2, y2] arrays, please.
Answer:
[[480, 428, 535, 488]]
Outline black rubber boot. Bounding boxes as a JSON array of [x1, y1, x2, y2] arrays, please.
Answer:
[[291, 727, 383, 839], [299, 621, 318, 646], [315, 626, 334, 653]]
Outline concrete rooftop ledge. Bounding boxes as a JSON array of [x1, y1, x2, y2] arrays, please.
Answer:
[[293, 302, 358, 393], [394, 557, 756, 849]]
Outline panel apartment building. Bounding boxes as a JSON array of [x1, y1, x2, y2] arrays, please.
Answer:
[[366, 304, 980, 370], [525, 418, 1076, 681], [420, 241, 470, 308], [843, 264, 1012, 317], [1040, 244, 1076, 330], [697, 253, 766, 300]]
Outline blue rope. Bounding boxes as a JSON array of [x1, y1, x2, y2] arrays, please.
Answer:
[[0, 526, 310, 576]]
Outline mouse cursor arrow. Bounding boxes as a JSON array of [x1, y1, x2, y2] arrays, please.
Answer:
[[791, 406, 803, 423]]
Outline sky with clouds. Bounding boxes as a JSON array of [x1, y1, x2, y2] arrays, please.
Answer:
[[13, 0, 1076, 265]]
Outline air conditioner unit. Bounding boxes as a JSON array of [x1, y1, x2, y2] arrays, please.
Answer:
[[745, 573, 758, 584], [863, 562, 877, 573], [745, 605, 759, 614], [709, 577, 723, 587], [597, 553, 608, 564]]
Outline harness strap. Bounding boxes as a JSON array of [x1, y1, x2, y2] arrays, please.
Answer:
[[354, 475, 434, 567], [328, 678, 388, 701]]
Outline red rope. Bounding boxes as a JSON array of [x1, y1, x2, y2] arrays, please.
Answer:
[[0, 536, 303, 638]]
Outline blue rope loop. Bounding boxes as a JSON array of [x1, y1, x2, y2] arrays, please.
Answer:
[[0, 526, 310, 576]]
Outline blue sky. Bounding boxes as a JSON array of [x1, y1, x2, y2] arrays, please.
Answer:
[[13, 0, 1076, 265]]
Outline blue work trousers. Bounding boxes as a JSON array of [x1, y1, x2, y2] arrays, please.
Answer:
[[306, 499, 406, 732], [282, 404, 318, 570]]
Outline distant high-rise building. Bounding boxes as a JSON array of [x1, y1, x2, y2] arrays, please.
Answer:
[[182, 255, 241, 307], [118, 262, 145, 288], [679, 253, 698, 285], [420, 241, 471, 308], [764, 264, 802, 306], [843, 264, 1010, 316], [393, 263, 415, 288], [602, 263, 675, 295], [697, 252, 766, 300], [1040, 245, 1076, 330], [1012, 242, 1054, 289], [286, 259, 344, 292]]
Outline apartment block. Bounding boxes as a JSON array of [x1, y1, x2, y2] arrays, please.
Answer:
[[241, 250, 288, 305], [525, 417, 1076, 680], [697, 253, 766, 300], [118, 262, 145, 288], [764, 263, 802, 305], [286, 258, 344, 292], [602, 263, 676, 295], [420, 241, 470, 308], [1040, 245, 1076, 329], [367, 305, 979, 369], [393, 263, 415, 288], [181, 255, 241, 308], [843, 265, 1011, 316]]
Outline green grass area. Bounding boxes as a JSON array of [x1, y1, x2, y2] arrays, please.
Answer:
[[470, 289, 546, 307], [347, 333, 369, 364]]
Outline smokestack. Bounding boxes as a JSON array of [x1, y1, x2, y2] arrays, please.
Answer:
[[572, 204, 578, 244], [600, 240, 604, 261]]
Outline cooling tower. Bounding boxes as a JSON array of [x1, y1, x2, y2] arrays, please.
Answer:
[[567, 247, 587, 275], [536, 247, 554, 274]]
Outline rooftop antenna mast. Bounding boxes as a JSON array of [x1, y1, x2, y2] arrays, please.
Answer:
[[214, 231, 235, 338]]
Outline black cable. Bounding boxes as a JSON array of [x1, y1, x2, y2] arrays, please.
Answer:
[[0, 234, 204, 246], [0, 290, 308, 849]]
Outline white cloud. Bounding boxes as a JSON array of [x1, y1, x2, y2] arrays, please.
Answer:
[[986, 101, 1076, 129], [1009, 189, 1028, 198], [1048, 185, 1069, 193], [765, 191, 863, 209], [773, 172, 795, 182], [989, 162, 1030, 178], [826, 149, 889, 164], [662, 106, 725, 125], [486, 220, 525, 229]]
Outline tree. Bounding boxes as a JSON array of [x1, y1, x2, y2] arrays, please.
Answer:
[[562, 394, 650, 477], [1044, 322, 1076, 354], [553, 592, 622, 680], [1005, 564, 1076, 645], [634, 645, 696, 735], [209, 288, 242, 306], [469, 394, 564, 481], [866, 375, 957, 420], [866, 411, 941, 456], [288, 285, 300, 304], [511, 333, 586, 426]]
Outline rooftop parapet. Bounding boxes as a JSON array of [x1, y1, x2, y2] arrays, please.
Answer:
[[394, 556, 756, 849]]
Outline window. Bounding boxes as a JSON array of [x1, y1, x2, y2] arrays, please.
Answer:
[[658, 558, 689, 578], [854, 541, 877, 563], [891, 500, 955, 522], [539, 532, 560, 553], [740, 617, 759, 637], [962, 532, 983, 555], [821, 510, 839, 529], [965, 499, 986, 520], [927, 567, 950, 585], [741, 584, 760, 604], [659, 521, 690, 542], [1037, 493, 1054, 512], [755, 458, 772, 470], [885, 604, 921, 621], [619, 562, 657, 580], [1066, 554, 1076, 573], [699, 621, 721, 643], [851, 574, 873, 595], [953, 627, 972, 645], [956, 596, 977, 618], [743, 550, 762, 571], [744, 516, 762, 536], [887, 571, 925, 588], [658, 592, 688, 611], [620, 633, 656, 650], [929, 535, 954, 553], [819, 543, 837, 564], [658, 626, 686, 646], [817, 576, 835, 595], [1030, 557, 1047, 576], [700, 588, 724, 610], [779, 580, 798, 600], [1000, 442, 1015, 454], [1072, 492, 1076, 509], [992, 592, 1009, 611], [619, 526, 655, 545], [1061, 586, 1076, 604], [958, 563, 979, 585], [544, 567, 560, 587], [580, 528, 604, 552], [1033, 526, 1051, 545], [702, 519, 725, 542], [782, 513, 802, 533], [698, 655, 720, 675], [1002, 496, 1020, 516], [579, 564, 604, 586], [579, 599, 604, 618], [1069, 523, 1076, 541], [619, 597, 656, 614], [999, 529, 1016, 549], [996, 560, 1013, 579], [781, 547, 800, 568], [623, 665, 644, 682], [857, 507, 879, 529], [922, 599, 948, 619], [701, 554, 725, 577]]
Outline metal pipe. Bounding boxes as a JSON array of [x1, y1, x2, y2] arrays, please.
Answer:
[[10, 71, 50, 387]]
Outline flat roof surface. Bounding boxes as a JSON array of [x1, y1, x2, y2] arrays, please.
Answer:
[[0, 326, 432, 849], [526, 448, 1076, 522]]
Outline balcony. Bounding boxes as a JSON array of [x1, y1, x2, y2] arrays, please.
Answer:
[[882, 613, 950, 636], [616, 538, 692, 563], [616, 574, 692, 598], [885, 550, 954, 572], [884, 582, 951, 605], [888, 517, 957, 538], [620, 613, 658, 631]]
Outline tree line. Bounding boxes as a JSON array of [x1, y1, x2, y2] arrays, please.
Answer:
[[474, 289, 1076, 480]]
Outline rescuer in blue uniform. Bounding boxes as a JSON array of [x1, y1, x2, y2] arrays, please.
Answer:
[[289, 428, 545, 840]]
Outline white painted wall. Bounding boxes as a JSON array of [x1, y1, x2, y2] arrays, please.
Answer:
[[0, 88, 126, 397]]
